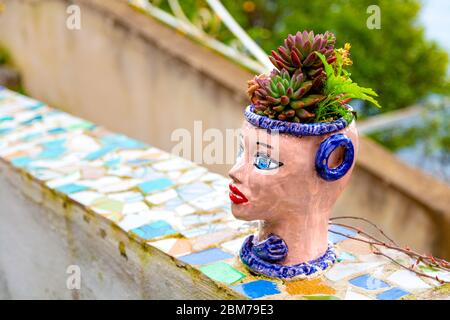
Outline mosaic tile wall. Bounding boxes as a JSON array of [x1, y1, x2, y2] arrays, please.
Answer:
[[0, 87, 449, 300]]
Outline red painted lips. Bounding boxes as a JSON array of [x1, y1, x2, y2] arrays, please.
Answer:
[[229, 183, 248, 204]]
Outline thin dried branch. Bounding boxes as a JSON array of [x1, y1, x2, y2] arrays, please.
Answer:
[[328, 221, 450, 284]]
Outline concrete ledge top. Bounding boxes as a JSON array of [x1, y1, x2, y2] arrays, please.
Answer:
[[1, 87, 449, 300]]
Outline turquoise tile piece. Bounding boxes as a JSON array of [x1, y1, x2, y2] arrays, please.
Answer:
[[21, 114, 43, 126], [178, 248, 233, 265], [337, 251, 356, 262], [376, 287, 410, 300], [56, 183, 90, 195], [0, 115, 13, 122], [138, 178, 173, 194], [48, 127, 67, 134], [84, 145, 116, 161], [101, 134, 148, 149], [231, 280, 280, 299], [27, 102, 46, 110], [200, 262, 245, 285], [328, 224, 357, 244], [131, 220, 177, 240], [349, 274, 390, 290], [11, 156, 32, 168]]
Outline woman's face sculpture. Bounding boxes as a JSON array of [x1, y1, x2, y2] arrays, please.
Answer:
[[229, 120, 358, 224]]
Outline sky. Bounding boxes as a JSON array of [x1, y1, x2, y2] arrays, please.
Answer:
[[419, 0, 450, 53]]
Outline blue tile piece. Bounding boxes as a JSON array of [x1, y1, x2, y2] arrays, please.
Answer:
[[349, 274, 390, 290], [56, 183, 89, 195], [0, 127, 13, 135], [11, 156, 32, 168], [138, 178, 173, 194], [377, 287, 410, 300], [105, 158, 121, 168], [21, 114, 43, 126], [328, 224, 357, 244], [131, 220, 177, 240], [101, 134, 148, 149], [48, 127, 67, 134], [27, 102, 46, 110], [231, 280, 280, 299], [178, 248, 233, 265], [38, 148, 66, 159], [84, 145, 116, 161]]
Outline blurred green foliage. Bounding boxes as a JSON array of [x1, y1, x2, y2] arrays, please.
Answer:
[[152, 0, 449, 116], [369, 102, 449, 181], [0, 46, 10, 65]]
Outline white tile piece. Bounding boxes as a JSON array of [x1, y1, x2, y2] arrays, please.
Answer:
[[344, 287, 373, 300], [117, 211, 155, 231], [387, 270, 431, 290], [153, 158, 193, 171], [146, 189, 178, 205], [69, 191, 103, 206], [221, 236, 248, 255], [122, 201, 149, 215], [325, 262, 385, 282], [148, 238, 177, 254], [174, 204, 196, 216]]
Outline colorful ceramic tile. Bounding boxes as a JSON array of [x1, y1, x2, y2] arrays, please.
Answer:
[[117, 211, 155, 231], [325, 262, 384, 282], [145, 189, 178, 205], [221, 236, 248, 255], [231, 280, 280, 299], [328, 225, 357, 244], [11, 156, 32, 168], [337, 251, 356, 262], [180, 223, 227, 238], [169, 239, 192, 257], [69, 191, 103, 206], [387, 270, 431, 290], [344, 288, 373, 300], [177, 182, 213, 201], [56, 183, 90, 195], [200, 262, 245, 285], [174, 203, 196, 216], [178, 248, 233, 265], [191, 228, 237, 252], [303, 295, 339, 300], [122, 201, 149, 215], [349, 274, 390, 290], [131, 220, 177, 240], [138, 178, 174, 194], [91, 198, 124, 213], [376, 287, 410, 300], [285, 278, 336, 296]]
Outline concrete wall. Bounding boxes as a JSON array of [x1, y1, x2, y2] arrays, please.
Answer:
[[0, 0, 449, 259], [0, 161, 241, 299]]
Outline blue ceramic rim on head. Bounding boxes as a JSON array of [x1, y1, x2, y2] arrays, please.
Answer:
[[239, 235, 337, 279], [244, 104, 353, 137]]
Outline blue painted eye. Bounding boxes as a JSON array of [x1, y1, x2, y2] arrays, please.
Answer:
[[253, 153, 283, 170]]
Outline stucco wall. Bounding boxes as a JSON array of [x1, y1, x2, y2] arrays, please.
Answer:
[[0, 0, 449, 259]]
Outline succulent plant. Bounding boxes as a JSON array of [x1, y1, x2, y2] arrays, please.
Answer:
[[247, 30, 380, 123], [269, 31, 336, 87], [250, 69, 325, 122]]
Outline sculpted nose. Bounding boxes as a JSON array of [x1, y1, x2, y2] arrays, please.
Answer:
[[228, 162, 244, 184]]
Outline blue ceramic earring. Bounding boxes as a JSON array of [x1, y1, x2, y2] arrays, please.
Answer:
[[315, 133, 354, 181]]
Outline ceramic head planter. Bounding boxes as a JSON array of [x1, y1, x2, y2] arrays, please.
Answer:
[[229, 31, 380, 280]]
